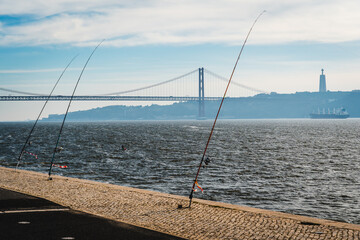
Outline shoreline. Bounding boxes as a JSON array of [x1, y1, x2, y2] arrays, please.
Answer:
[[1, 166, 359, 239]]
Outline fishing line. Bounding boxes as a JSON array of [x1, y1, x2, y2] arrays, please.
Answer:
[[188, 11, 266, 208], [48, 40, 105, 179], [16, 55, 78, 169]]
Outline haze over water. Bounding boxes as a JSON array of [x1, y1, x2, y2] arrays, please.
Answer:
[[0, 119, 359, 224]]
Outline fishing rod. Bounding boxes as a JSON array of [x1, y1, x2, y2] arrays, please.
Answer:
[[188, 11, 266, 208], [16, 55, 78, 169], [48, 39, 105, 180]]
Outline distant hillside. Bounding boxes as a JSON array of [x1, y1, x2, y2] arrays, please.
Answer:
[[41, 91, 360, 121]]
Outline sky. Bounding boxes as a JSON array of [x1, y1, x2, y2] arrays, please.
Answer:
[[1, 0, 360, 121]]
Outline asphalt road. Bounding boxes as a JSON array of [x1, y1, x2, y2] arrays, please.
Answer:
[[0, 188, 185, 240]]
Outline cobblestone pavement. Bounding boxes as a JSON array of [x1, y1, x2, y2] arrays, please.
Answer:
[[1, 167, 359, 240]]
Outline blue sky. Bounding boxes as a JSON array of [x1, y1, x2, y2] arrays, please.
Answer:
[[1, 0, 360, 121]]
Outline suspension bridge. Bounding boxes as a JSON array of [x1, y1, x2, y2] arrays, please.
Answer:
[[0, 68, 267, 118]]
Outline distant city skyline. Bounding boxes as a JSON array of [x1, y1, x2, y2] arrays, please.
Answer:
[[1, 0, 360, 121]]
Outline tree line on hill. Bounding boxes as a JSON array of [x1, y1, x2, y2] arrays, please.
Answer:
[[41, 91, 360, 121]]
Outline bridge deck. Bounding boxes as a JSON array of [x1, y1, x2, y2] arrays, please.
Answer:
[[0, 95, 221, 101]]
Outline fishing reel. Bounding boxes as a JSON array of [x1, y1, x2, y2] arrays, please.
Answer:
[[54, 146, 64, 153], [203, 157, 211, 168]]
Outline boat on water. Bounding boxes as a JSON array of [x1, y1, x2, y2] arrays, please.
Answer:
[[310, 107, 349, 119]]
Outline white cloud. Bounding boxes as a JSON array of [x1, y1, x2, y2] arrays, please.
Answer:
[[0, 68, 77, 74], [0, 0, 360, 46]]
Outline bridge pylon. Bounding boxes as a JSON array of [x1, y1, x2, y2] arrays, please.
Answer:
[[198, 67, 205, 119]]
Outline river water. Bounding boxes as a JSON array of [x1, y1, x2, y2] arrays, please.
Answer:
[[0, 119, 359, 224]]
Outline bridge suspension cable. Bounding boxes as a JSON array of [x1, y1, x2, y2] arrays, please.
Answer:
[[204, 69, 268, 94], [0, 87, 46, 96], [0, 68, 267, 97], [0, 70, 197, 97], [97, 69, 198, 96]]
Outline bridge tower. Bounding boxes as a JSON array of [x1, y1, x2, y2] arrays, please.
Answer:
[[198, 67, 205, 118]]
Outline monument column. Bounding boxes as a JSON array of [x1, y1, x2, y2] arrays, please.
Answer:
[[319, 68, 327, 92]]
